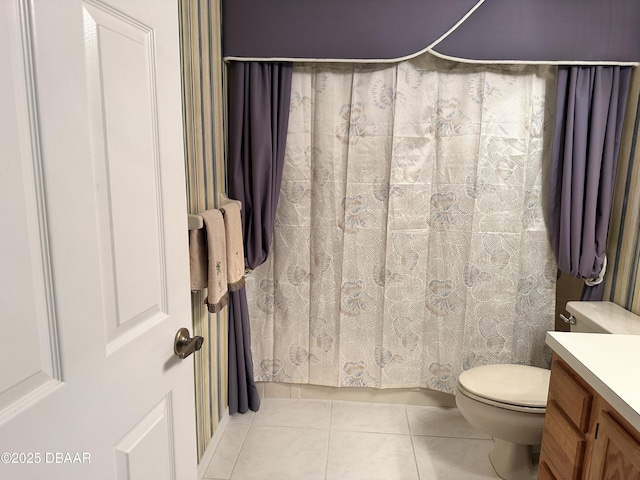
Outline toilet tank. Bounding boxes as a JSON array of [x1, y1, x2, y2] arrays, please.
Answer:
[[566, 301, 640, 334]]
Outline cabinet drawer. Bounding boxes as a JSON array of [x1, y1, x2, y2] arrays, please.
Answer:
[[548, 357, 593, 433], [541, 400, 586, 480]]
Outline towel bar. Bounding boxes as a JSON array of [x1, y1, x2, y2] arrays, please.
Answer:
[[187, 193, 242, 231], [218, 192, 242, 210]]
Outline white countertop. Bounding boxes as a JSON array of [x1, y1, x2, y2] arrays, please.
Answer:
[[546, 331, 640, 433]]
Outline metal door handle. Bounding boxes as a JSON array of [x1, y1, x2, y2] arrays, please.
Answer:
[[174, 328, 204, 359]]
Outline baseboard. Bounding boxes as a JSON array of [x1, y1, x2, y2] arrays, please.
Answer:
[[258, 382, 457, 407]]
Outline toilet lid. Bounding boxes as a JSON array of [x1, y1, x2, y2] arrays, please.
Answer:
[[457, 364, 550, 408]]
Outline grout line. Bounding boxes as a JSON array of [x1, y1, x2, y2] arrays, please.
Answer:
[[405, 405, 422, 479], [246, 424, 333, 431], [226, 420, 253, 480], [324, 400, 333, 480], [404, 403, 414, 436]]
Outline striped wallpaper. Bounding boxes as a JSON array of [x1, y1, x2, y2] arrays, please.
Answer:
[[178, 0, 228, 461], [604, 67, 640, 314]]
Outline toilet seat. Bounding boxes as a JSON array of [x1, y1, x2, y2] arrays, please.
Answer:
[[457, 364, 550, 413]]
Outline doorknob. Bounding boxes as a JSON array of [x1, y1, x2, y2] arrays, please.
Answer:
[[174, 328, 204, 359]]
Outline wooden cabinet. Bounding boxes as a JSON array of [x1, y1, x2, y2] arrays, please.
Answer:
[[588, 409, 640, 479], [539, 355, 595, 480], [539, 354, 640, 480]]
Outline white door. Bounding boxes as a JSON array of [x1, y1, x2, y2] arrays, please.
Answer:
[[0, 0, 198, 479]]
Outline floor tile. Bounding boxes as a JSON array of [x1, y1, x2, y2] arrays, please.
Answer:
[[203, 423, 249, 480], [231, 425, 328, 480], [326, 431, 418, 480], [331, 400, 410, 434], [251, 398, 331, 429], [206, 398, 508, 480], [406, 405, 491, 439], [413, 436, 499, 479]]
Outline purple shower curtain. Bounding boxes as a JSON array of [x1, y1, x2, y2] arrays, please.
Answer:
[[226, 62, 292, 414], [548, 66, 632, 300]]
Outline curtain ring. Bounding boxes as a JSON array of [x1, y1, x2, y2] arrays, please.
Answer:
[[584, 255, 607, 286]]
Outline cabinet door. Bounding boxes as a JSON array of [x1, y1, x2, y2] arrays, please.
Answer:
[[589, 410, 640, 480]]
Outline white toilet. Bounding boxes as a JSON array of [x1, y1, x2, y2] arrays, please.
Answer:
[[455, 301, 640, 480]]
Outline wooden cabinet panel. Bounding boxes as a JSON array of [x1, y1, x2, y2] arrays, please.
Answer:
[[538, 461, 559, 480], [541, 401, 587, 480], [539, 355, 594, 479], [548, 357, 593, 433], [588, 410, 640, 480]]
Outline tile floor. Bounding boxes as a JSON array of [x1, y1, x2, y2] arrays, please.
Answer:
[[203, 398, 502, 480]]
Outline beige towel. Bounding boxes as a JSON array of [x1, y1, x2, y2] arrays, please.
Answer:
[[200, 209, 229, 313], [189, 228, 208, 290], [220, 202, 246, 291]]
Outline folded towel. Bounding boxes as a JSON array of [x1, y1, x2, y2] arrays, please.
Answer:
[[220, 201, 246, 291], [189, 228, 208, 290], [200, 209, 228, 313]]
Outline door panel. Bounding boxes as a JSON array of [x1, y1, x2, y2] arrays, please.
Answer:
[[0, 0, 197, 478], [83, 1, 168, 350], [114, 396, 176, 480], [0, 0, 62, 426]]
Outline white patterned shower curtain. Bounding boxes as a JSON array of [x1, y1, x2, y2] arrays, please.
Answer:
[[246, 53, 558, 394]]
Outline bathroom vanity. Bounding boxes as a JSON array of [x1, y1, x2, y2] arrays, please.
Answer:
[[539, 332, 640, 479]]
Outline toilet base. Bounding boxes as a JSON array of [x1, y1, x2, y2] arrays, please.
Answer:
[[489, 438, 538, 480]]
